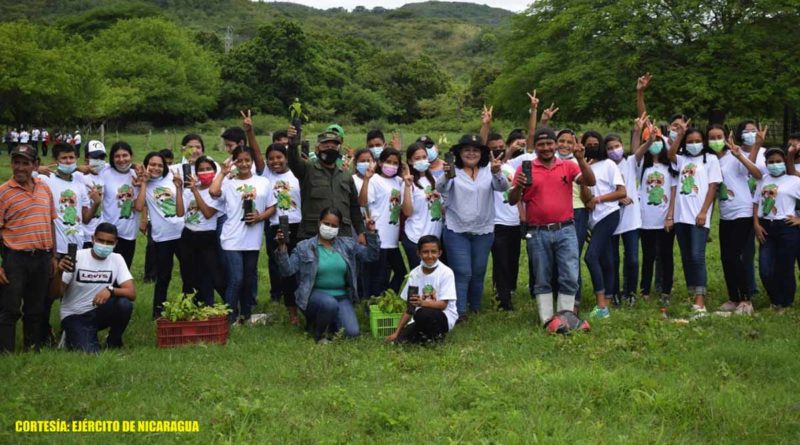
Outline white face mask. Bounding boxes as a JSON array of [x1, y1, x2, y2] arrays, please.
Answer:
[[422, 259, 440, 269], [89, 159, 106, 173], [319, 223, 339, 240]]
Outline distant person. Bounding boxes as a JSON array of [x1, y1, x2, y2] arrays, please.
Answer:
[[0, 144, 57, 352], [386, 235, 457, 344], [73, 130, 82, 157], [19, 128, 30, 145], [53, 223, 136, 352], [40, 128, 50, 157], [276, 207, 379, 343], [31, 128, 40, 152]]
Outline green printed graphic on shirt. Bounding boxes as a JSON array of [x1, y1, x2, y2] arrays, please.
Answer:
[[425, 185, 442, 221], [236, 184, 256, 201], [680, 163, 698, 195], [748, 175, 758, 196], [153, 186, 177, 217], [645, 171, 667, 205], [93, 184, 103, 218], [422, 284, 435, 300], [117, 184, 134, 219], [718, 182, 734, 201], [274, 180, 296, 211], [59, 189, 78, 226], [186, 198, 201, 225], [760, 183, 778, 217], [389, 188, 401, 225]]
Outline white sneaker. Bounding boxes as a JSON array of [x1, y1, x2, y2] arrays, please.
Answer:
[[248, 313, 274, 325], [57, 331, 66, 350], [735, 302, 754, 315], [690, 305, 708, 320], [718, 301, 738, 312]]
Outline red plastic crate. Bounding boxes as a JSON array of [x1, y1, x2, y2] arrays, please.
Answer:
[[156, 316, 229, 348]]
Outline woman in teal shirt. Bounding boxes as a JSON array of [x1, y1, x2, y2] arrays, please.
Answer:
[[277, 207, 379, 343]]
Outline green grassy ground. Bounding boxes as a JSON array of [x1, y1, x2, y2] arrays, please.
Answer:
[[1, 135, 799, 444]]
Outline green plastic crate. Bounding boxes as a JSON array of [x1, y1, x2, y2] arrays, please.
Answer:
[[369, 305, 403, 338]]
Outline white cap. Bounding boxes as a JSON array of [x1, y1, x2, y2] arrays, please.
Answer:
[[87, 140, 106, 155]]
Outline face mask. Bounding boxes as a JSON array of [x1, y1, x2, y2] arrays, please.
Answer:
[[116, 162, 131, 173], [89, 159, 106, 173], [557, 151, 574, 160], [57, 163, 77, 174], [608, 147, 624, 162], [708, 139, 725, 152], [767, 162, 786, 177], [319, 223, 338, 240], [413, 160, 430, 173], [492, 150, 504, 160], [318, 149, 340, 165], [685, 143, 704, 156], [422, 259, 440, 270], [742, 131, 757, 146], [426, 147, 438, 162], [93, 243, 115, 259], [356, 162, 370, 176], [669, 130, 679, 141], [381, 164, 398, 177], [369, 146, 384, 159], [32, 171, 39, 179], [649, 141, 664, 155], [197, 171, 215, 186]]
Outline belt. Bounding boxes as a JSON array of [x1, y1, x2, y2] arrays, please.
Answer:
[[9, 248, 52, 256], [529, 220, 573, 231]]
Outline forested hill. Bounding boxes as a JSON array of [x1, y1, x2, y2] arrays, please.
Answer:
[[0, 0, 513, 77]]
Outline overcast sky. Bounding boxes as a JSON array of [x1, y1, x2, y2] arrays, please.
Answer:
[[269, 0, 531, 13]]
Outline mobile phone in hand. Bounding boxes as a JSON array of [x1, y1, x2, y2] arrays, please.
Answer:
[[279, 214, 290, 240], [67, 243, 77, 272], [242, 199, 254, 222], [445, 152, 456, 179], [182, 164, 192, 188], [522, 160, 532, 186]]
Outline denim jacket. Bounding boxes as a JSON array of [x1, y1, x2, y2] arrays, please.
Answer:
[[277, 232, 380, 310]]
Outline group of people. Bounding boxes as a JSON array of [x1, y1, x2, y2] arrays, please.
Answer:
[[2, 74, 800, 351], [4, 127, 82, 158]]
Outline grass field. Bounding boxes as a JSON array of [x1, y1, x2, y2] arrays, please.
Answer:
[[1, 133, 799, 444]]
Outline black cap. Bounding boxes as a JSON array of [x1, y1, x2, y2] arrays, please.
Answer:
[[533, 127, 557, 143], [764, 147, 786, 159], [416, 135, 435, 147], [452, 134, 487, 152]]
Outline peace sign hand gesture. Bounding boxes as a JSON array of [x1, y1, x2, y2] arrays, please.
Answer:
[[490, 149, 502, 175], [573, 140, 586, 160], [365, 160, 376, 179], [240, 109, 253, 132], [634, 111, 649, 133], [526, 89, 539, 109], [541, 103, 559, 122], [727, 131, 742, 156], [756, 123, 769, 146], [481, 105, 493, 125], [637, 73, 652, 92]]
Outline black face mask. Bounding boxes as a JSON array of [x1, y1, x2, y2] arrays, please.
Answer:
[[492, 150, 505, 160], [319, 149, 341, 165]]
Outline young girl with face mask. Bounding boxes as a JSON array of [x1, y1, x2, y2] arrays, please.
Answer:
[[667, 124, 722, 315], [179, 156, 227, 307], [401, 143, 443, 271], [134, 152, 186, 319], [753, 148, 800, 311], [358, 148, 407, 298]]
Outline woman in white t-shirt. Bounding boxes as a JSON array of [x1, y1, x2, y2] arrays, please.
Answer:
[[134, 151, 185, 319], [709, 124, 763, 314], [634, 123, 677, 307], [262, 143, 302, 325], [351, 148, 376, 300], [210, 146, 276, 324], [753, 147, 800, 310], [401, 142, 443, 270], [179, 156, 227, 307], [386, 235, 457, 343], [583, 133, 626, 319], [358, 147, 407, 298], [667, 125, 722, 315], [605, 133, 642, 306], [99, 142, 139, 267]]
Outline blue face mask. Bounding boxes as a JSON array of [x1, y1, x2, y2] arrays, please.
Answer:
[[685, 143, 704, 156], [669, 130, 679, 141], [649, 140, 664, 155], [767, 162, 786, 177], [93, 242, 115, 259], [413, 160, 430, 172], [742, 131, 757, 146], [426, 146, 438, 162], [369, 146, 384, 159], [356, 162, 369, 176], [57, 163, 77, 174]]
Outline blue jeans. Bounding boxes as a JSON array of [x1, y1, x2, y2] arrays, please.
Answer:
[[674, 223, 709, 295], [527, 224, 579, 296], [222, 250, 259, 323], [612, 229, 640, 298], [443, 228, 494, 315], [60, 297, 133, 353], [584, 211, 619, 295], [304, 290, 359, 341], [758, 219, 800, 307]]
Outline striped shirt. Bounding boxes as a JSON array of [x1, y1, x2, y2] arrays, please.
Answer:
[[0, 177, 57, 251]]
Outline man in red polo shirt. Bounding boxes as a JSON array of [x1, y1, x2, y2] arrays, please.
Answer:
[[509, 128, 595, 327], [0, 144, 58, 352]]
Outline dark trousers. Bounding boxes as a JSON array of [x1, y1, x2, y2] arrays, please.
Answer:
[[41, 142, 48, 157], [266, 223, 298, 308], [491, 224, 521, 309], [758, 219, 800, 307], [153, 239, 181, 319], [397, 308, 448, 344], [179, 229, 226, 306], [0, 250, 51, 352], [584, 211, 620, 295], [366, 248, 406, 298], [144, 223, 157, 281], [114, 238, 136, 269], [612, 229, 640, 298], [61, 297, 133, 352], [640, 229, 675, 295], [400, 234, 421, 271], [743, 227, 757, 294], [719, 218, 754, 302]]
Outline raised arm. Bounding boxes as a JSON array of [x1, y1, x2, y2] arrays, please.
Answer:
[[479, 105, 492, 145], [667, 118, 690, 164], [242, 110, 266, 175], [636, 73, 652, 117], [173, 175, 185, 217], [401, 167, 414, 218], [209, 161, 230, 198], [539, 103, 559, 128], [727, 135, 763, 179], [286, 124, 308, 180], [526, 90, 539, 148], [788, 144, 799, 177], [358, 160, 376, 207], [573, 142, 596, 187], [188, 179, 218, 219], [632, 112, 652, 164]]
